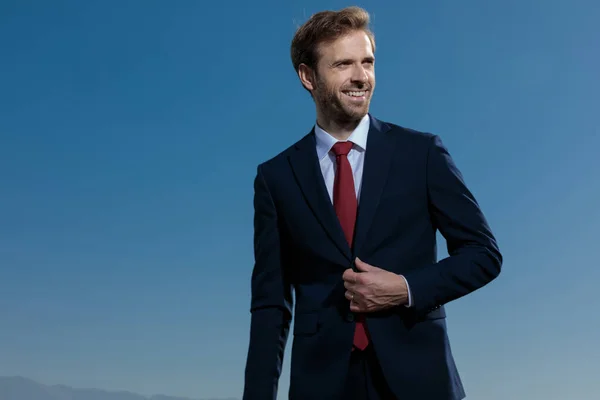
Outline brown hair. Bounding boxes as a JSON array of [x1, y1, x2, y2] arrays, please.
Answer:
[[290, 6, 375, 73]]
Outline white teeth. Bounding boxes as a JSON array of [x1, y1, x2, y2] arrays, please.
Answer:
[[345, 91, 366, 97]]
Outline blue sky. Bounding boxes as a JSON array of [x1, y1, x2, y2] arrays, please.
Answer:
[[1, 0, 599, 399]]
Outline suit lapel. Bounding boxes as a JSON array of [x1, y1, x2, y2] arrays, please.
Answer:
[[288, 131, 352, 261], [353, 116, 394, 255]]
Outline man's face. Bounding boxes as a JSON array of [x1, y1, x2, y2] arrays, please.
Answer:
[[311, 30, 375, 122]]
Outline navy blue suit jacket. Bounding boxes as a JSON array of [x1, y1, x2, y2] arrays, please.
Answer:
[[243, 115, 502, 400]]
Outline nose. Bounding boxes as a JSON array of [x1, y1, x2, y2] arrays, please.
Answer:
[[351, 64, 369, 85]]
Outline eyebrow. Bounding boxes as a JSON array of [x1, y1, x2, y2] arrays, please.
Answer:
[[332, 56, 375, 66]]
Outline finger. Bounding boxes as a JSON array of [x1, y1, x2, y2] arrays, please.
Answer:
[[354, 257, 372, 272], [342, 269, 354, 281], [345, 290, 353, 301], [343, 270, 359, 284]]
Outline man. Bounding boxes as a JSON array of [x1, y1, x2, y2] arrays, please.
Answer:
[[243, 6, 501, 400]]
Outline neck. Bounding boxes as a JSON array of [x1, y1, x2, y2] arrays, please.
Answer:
[[316, 110, 365, 141]]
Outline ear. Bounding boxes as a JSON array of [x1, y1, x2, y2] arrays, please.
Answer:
[[298, 64, 316, 92]]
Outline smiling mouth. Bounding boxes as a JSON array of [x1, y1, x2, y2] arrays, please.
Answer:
[[343, 90, 368, 98]]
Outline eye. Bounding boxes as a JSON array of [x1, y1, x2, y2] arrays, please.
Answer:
[[333, 59, 354, 69]]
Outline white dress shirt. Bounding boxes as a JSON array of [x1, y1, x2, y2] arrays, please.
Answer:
[[314, 115, 413, 307]]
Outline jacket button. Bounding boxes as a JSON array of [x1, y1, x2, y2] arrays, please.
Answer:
[[345, 313, 355, 322]]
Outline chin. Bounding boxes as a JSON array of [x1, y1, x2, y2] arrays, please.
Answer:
[[345, 106, 370, 119]]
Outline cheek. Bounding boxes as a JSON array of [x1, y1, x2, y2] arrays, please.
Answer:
[[316, 77, 338, 96], [327, 83, 341, 97]]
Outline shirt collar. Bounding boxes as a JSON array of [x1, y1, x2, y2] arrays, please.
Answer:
[[314, 114, 370, 161]]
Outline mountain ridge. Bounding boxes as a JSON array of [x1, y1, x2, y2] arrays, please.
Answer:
[[0, 376, 238, 400]]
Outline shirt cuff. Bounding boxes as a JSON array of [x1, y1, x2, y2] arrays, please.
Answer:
[[401, 275, 413, 307]]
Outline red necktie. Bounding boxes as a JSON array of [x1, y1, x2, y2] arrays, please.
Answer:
[[331, 141, 369, 351]]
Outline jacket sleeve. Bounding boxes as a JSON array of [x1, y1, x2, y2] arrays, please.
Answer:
[[243, 164, 293, 400], [403, 135, 502, 316]]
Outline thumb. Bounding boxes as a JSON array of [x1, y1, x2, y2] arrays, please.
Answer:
[[354, 257, 372, 272]]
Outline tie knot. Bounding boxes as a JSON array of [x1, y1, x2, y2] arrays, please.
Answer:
[[331, 141, 354, 157]]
